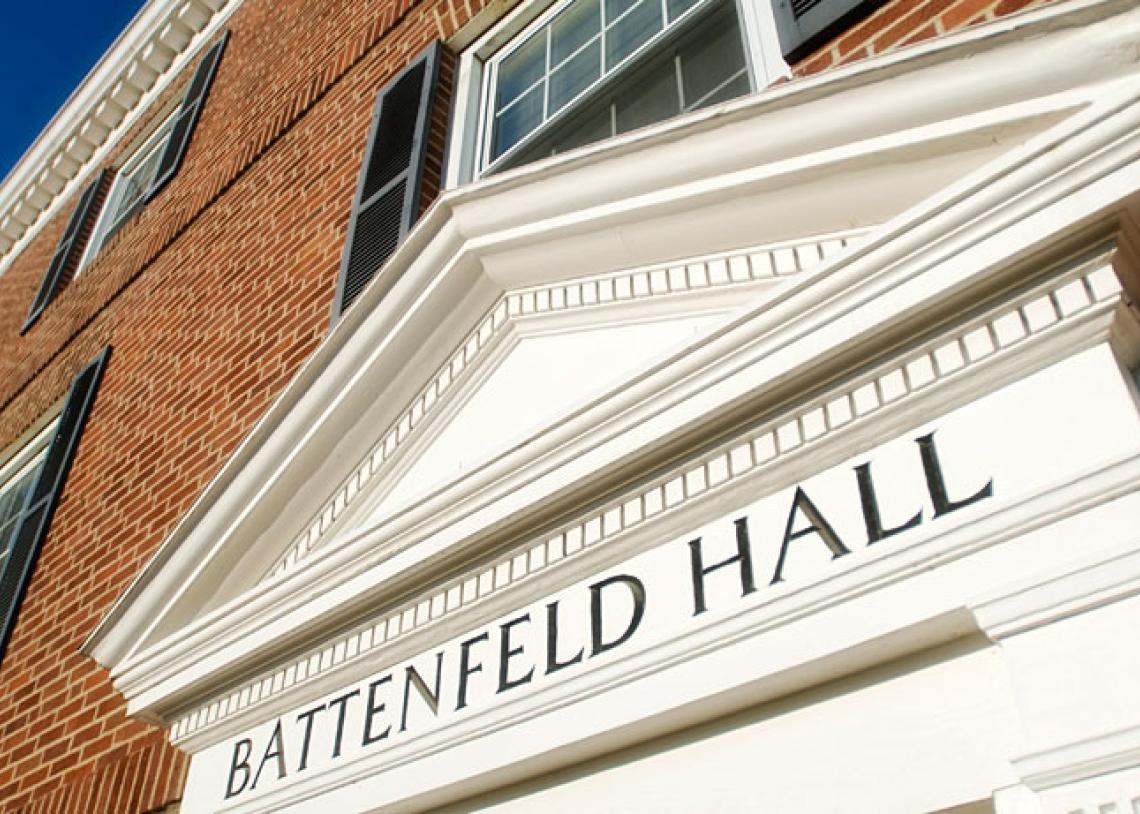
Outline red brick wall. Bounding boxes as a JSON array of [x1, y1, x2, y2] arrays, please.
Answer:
[[0, 0, 1068, 808], [791, 0, 1059, 76], [418, 44, 458, 219], [0, 0, 502, 808]]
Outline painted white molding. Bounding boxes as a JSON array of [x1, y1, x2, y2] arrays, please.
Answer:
[[1014, 724, 1140, 793], [85, 0, 1140, 744], [974, 514, 1140, 804], [262, 230, 865, 582], [168, 254, 1125, 748], [0, 0, 242, 275], [972, 538, 1140, 643]]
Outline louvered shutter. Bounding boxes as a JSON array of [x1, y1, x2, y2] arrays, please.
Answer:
[[772, 0, 870, 59], [0, 348, 110, 664], [332, 41, 445, 322], [144, 31, 229, 204], [21, 171, 110, 333]]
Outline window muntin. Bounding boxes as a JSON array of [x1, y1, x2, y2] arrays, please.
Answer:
[[505, 0, 749, 168], [0, 423, 54, 573], [445, 0, 791, 186], [78, 111, 177, 271], [484, 0, 743, 169]]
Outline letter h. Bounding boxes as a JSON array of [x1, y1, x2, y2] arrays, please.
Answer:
[[688, 517, 757, 616]]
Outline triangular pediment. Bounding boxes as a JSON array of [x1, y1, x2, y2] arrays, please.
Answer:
[[118, 228, 866, 661], [362, 315, 722, 524], [255, 232, 862, 589], [80, 3, 1135, 728]]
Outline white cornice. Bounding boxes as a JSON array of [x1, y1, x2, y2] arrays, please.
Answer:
[[973, 539, 1140, 642], [85, 0, 1140, 724], [168, 252, 1124, 748], [260, 229, 867, 585], [0, 0, 242, 276]]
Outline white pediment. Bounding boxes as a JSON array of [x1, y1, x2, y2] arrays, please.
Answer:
[[365, 315, 720, 524], [259, 232, 861, 586], [82, 0, 1140, 740]]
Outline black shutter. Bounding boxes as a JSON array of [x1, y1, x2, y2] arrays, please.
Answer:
[[0, 347, 111, 664], [144, 31, 229, 204], [21, 171, 110, 334], [773, 0, 870, 60], [332, 41, 445, 322]]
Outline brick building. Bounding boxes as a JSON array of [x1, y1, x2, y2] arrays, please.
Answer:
[[1, 0, 1139, 810]]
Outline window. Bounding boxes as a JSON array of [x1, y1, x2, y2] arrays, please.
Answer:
[[485, 0, 752, 171], [448, 0, 789, 182], [447, 0, 863, 183], [20, 33, 227, 333], [0, 423, 54, 578], [78, 111, 178, 270], [0, 348, 110, 664]]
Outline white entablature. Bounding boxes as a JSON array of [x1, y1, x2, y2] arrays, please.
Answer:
[[74, 3, 1140, 810], [85, 0, 1140, 715], [0, 0, 242, 275]]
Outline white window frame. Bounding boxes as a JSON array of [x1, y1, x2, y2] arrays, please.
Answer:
[[445, 0, 790, 187], [77, 109, 179, 274], [0, 420, 56, 572]]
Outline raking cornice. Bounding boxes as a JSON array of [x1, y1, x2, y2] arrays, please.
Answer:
[[0, 0, 242, 275]]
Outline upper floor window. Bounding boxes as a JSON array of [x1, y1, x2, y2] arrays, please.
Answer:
[[21, 33, 227, 334], [446, 0, 867, 184], [0, 423, 53, 576], [448, 0, 794, 182], [0, 348, 110, 665], [488, 0, 751, 168], [78, 111, 178, 272]]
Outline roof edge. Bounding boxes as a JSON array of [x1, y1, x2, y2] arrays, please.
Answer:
[[0, 0, 243, 277]]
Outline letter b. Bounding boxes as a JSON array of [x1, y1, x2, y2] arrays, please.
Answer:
[[225, 738, 254, 799]]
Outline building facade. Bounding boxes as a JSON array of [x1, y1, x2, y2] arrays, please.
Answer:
[[3, 0, 1139, 811]]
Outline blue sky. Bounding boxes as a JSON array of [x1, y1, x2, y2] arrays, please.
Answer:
[[0, 0, 144, 184]]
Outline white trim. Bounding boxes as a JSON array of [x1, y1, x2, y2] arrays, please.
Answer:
[[447, 0, 792, 184], [170, 252, 1122, 748], [85, 0, 1140, 728], [736, 0, 791, 82], [0, 0, 242, 277], [77, 109, 179, 274], [263, 229, 865, 583], [1014, 722, 1140, 791], [0, 420, 56, 489], [973, 540, 1140, 643]]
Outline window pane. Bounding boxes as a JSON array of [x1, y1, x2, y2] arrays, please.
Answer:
[[666, 0, 700, 23], [497, 34, 547, 110], [615, 57, 679, 133], [693, 70, 750, 109], [0, 514, 21, 562], [604, 0, 663, 70], [109, 176, 145, 225], [493, 82, 546, 159], [550, 41, 601, 114], [551, 0, 601, 66], [552, 105, 614, 153], [679, 7, 747, 107], [604, 0, 639, 23], [0, 476, 29, 525], [136, 144, 166, 188], [0, 463, 42, 561]]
